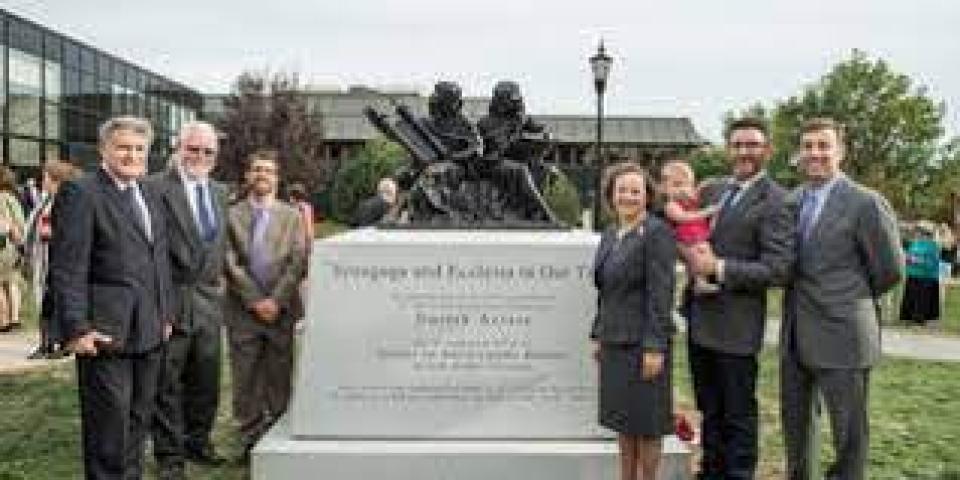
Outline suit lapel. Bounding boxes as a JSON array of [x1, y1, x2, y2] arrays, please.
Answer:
[[165, 170, 204, 248], [96, 169, 151, 245], [211, 182, 230, 243], [805, 176, 849, 247], [234, 201, 254, 258], [714, 176, 766, 232]]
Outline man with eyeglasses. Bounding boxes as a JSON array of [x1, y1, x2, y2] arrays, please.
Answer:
[[684, 118, 795, 479], [145, 121, 230, 479], [224, 149, 307, 464]]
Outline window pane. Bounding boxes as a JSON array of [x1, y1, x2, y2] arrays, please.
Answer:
[[98, 55, 111, 79], [63, 68, 81, 108], [8, 48, 43, 137], [45, 142, 62, 161], [80, 47, 96, 73], [45, 103, 61, 140], [81, 72, 97, 111], [9, 19, 42, 55], [1, 47, 6, 133], [45, 60, 62, 102], [63, 41, 80, 68], [64, 109, 82, 143], [44, 34, 63, 61], [99, 81, 112, 112], [9, 138, 42, 166]]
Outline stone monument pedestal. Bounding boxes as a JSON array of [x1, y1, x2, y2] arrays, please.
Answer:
[[254, 417, 691, 480], [254, 229, 691, 479]]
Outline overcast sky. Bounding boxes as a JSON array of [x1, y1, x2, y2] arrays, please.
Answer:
[[5, 0, 959, 141]]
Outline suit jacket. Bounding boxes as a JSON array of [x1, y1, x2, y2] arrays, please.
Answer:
[[146, 169, 229, 332], [783, 176, 904, 369], [49, 169, 173, 354], [685, 174, 795, 356], [225, 199, 307, 320], [590, 216, 677, 351], [352, 195, 389, 227]]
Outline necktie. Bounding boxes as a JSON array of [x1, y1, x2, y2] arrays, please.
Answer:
[[195, 183, 216, 242], [123, 185, 148, 238], [249, 207, 271, 291], [716, 184, 742, 223], [797, 189, 818, 242]]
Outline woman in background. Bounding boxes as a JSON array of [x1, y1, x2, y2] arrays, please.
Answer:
[[25, 160, 80, 356], [0, 166, 25, 333], [590, 162, 677, 480], [900, 222, 942, 324]]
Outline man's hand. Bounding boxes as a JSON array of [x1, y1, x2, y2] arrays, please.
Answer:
[[641, 351, 665, 380], [689, 243, 720, 276], [66, 331, 114, 356], [591, 341, 601, 362], [250, 298, 281, 324], [163, 322, 173, 341]]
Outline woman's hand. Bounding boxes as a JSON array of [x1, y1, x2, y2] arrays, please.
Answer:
[[591, 341, 601, 362], [641, 351, 664, 380]]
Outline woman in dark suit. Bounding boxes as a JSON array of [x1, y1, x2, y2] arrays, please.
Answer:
[[591, 162, 677, 480]]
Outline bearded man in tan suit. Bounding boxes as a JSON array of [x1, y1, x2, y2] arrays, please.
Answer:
[[224, 149, 307, 463]]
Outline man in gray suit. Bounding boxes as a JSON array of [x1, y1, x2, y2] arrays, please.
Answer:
[[225, 150, 308, 463], [685, 118, 795, 479], [148, 122, 230, 479], [781, 118, 904, 480]]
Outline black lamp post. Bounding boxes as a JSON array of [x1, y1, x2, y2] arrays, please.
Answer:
[[589, 40, 612, 230]]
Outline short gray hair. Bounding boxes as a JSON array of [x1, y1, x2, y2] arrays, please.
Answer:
[[176, 121, 219, 145], [98, 116, 154, 146]]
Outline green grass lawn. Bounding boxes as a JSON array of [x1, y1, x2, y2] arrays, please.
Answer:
[[2, 338, 959, 479]]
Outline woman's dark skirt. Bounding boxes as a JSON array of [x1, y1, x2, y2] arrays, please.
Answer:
[[598, 342, 673, 436], [900, 276, 940, 323]]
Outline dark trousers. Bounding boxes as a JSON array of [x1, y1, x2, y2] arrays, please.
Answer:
[[781, 353, 871, 480], [151, 319, 222, 465], [77, 348, 163, 480], [227, 305, 295, 450], [688, 341, 759, 480]]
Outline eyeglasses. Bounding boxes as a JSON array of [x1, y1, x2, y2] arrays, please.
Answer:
[[249, 166, 277, 174], [184, 145, 217, 156]]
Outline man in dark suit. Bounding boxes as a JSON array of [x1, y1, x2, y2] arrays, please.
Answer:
[[147, 122, 229, 479], [49, 116, 173, 480], [781, 118, 903, 480], [685, 118, 796, 479], [225, 150, 307, 463]]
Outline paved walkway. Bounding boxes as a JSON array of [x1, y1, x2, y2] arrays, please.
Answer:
[[679, 314, 960, 362], [0, 330, 70, 374]]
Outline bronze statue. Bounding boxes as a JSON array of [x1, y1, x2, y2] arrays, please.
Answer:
[[364, 80, 560, 227]]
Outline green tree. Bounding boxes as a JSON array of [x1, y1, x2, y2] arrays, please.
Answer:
[[754, 50, 947, 216], [688, 146, 729, 182], [329, 137, 406, 223], [542, 168, 583, 227], [216, 70, 330, 195]]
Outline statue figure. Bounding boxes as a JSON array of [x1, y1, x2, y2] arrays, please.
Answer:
[[476, 81, 557, 222], [363, 80, 561, 227]]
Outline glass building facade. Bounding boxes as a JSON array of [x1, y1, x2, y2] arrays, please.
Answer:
[[1, 9, 203, 174]]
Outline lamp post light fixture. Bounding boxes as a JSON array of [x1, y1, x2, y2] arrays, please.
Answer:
[[589, 39, 613, 230]]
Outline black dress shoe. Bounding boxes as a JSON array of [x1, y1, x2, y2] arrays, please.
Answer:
[[185, 445, 226, 466]]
